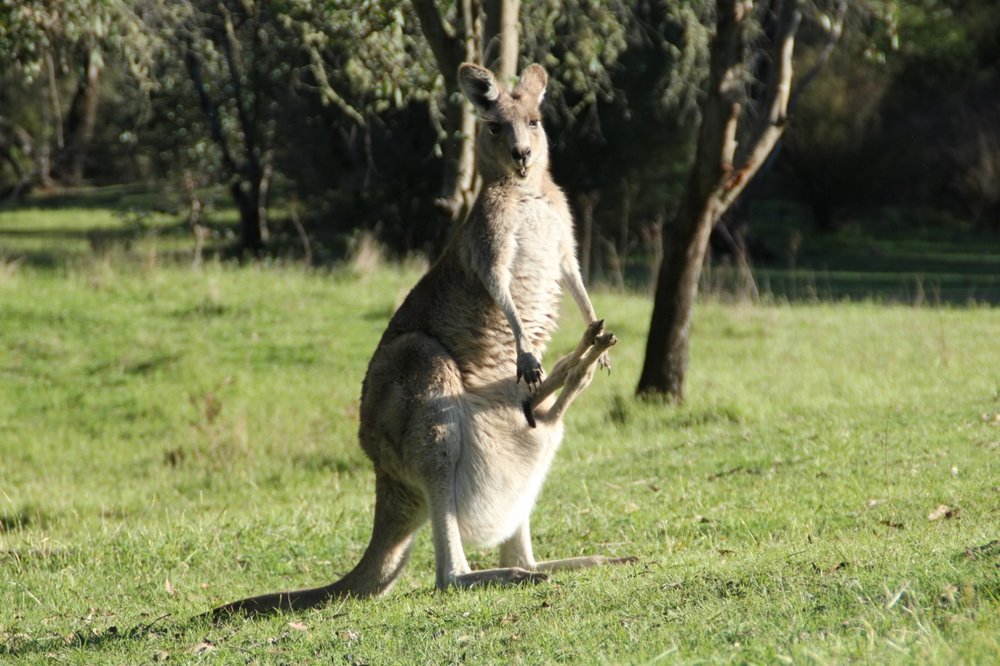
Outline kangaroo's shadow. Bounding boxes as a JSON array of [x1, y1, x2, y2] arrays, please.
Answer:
[[1, 613, 204, 658]]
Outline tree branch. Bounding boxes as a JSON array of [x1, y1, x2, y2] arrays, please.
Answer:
[[411, 0, 462, 87], [217, 3, 257, 167], [788, 0, 846, 111], [297, 21, 365, 125], [723, 0, 802, 208], [683, 0, 751, 213], [483, 0, 520, 81], [183, 35, 241, 176]]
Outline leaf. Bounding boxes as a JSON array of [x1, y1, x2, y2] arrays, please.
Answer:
[[826, 561, 848, 574], [288, 621, 308, 632], [164, 578, 175, 596], [928, 505, 960, 521], [187, 641, 215, 655]]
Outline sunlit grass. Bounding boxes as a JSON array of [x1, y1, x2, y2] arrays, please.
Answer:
[[2, 263, 998, 663]]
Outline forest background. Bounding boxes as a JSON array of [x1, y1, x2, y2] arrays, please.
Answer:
[[2, 0, 997, 281]]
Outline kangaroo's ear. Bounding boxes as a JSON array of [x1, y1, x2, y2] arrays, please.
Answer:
[[459, 63, 500, 114], [514, 64, 548, 107]]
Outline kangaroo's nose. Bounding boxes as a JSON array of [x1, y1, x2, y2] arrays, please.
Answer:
[[511, 145, 531, 162]]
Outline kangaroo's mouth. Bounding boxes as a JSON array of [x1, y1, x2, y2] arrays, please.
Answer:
[[517, 165, 528, 178]]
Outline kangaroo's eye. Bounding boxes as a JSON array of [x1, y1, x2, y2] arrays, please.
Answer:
[[488, 122, 502, 135], [528, 119, 540, 129]]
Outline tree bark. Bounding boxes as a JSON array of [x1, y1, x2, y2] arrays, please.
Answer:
[[219, 2, 268, 254], [412, 0, 481, 249], [637, 0, 802, 401], [65, 47, 102, 185], [575, 190, 598, 285], [484, 0, 520, 81]]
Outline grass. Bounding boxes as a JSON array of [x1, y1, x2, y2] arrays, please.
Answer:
[[742, 201, 1000, 304], [1, 191, 999, 663]]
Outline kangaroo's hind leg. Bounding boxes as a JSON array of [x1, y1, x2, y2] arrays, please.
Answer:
[[523, 319, 610, 427], [409, 378, 548, 590], [372, 331, 544, 592]]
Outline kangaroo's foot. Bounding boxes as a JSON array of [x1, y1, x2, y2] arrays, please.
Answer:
[[523, 320, 617, 427], [499, 524, 637, 577], [584, 319, 612, 373], [449, 567, 549, 589], [534, 555, 638, 573]]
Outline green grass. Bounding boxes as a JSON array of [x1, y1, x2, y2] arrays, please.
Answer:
[[1, 192, 999, 663]]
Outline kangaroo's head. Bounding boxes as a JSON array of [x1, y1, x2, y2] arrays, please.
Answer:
[[458, 63, 550, 185]]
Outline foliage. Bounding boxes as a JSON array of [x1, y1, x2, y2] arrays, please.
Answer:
[[777, 0, 1000, 230], [2, 0, 999, 254], [0, 0, 145, 81]]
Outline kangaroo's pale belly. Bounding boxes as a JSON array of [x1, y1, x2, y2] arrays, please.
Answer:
[[451, 197, 570, 546], [453, 393, 565, 547]]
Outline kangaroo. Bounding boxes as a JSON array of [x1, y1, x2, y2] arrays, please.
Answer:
[[211, 63, 633, 618]]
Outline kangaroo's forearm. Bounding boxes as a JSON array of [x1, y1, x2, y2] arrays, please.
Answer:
[[563, 266, 598, 324]]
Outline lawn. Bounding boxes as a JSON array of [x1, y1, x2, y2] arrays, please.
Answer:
[[1, 193, 998, 664]]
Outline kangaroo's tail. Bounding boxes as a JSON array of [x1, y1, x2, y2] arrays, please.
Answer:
[[208, 475, 423, 620]]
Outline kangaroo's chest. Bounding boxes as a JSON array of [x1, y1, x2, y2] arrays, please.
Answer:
[[507, 196, 565, 330]]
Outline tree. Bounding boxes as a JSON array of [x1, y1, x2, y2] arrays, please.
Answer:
[[637, 0, 805, 401], [0, 0, 151, 190], [171, 1, 285, 255], [409, 0, 527, 249]]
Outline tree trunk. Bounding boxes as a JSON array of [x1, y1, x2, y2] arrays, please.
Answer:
[[232, 178, 264, 255], [183, 15, 270, 258], [637, 0, 802, 402], [37, 52, 61, 188], [484, 0, 520, 81], [637, 190, 719, 399], [414, 0, 525, 252], [575, 190, 598, 285], [436, 79, 478, 227], [218, 2, 269, 254], [65, 48, 102, 185]]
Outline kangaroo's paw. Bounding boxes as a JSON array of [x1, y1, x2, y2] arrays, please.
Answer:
[[594, 332, 617, 350], [516, 351, 544, 390], [598, 351, 612, 373], [591, 333, 617, 373], [584, 318, 606, 345]]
